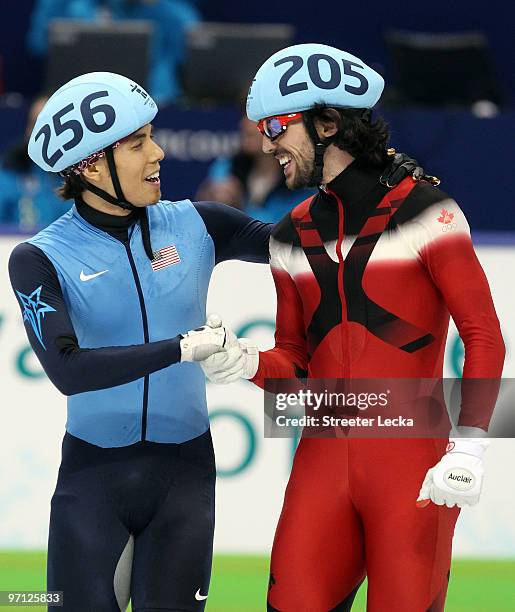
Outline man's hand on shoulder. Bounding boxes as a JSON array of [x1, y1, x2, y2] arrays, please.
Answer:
[[380, 149, 440, 188]]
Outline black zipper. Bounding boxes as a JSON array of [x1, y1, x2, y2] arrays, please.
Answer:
[[124, 233, 150, 441]]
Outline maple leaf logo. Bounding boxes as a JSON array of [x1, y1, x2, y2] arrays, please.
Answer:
[[437, 208, 454, 224]]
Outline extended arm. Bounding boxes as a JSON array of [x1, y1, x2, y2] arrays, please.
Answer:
[[193, 201, 272, 264], [9, 242, 226, 395], [250, 234, 309, 386], [201, 229, 309, 386]]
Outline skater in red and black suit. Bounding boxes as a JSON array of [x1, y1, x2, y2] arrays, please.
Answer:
[[202, 44, 505, 611]]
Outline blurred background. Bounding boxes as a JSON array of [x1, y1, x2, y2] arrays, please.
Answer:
[[0, 1, 514, 610]]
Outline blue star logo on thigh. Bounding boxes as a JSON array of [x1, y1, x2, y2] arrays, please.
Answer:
[[16, 286, 56, 349]]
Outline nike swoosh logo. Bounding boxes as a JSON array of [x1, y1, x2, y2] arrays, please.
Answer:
[[195, 589, 208, 601], [80, 269, 109, 282]]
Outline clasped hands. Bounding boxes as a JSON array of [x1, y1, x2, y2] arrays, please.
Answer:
[[180, 314, 258, 382]]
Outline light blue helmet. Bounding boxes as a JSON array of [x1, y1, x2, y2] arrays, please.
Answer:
[[247, 43, 384, 121], [28, 72, 157, 173]]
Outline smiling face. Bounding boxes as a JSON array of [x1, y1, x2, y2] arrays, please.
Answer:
[[112, 124, 164, 206], [83, 123, 164, 210], [261, 118, 315, 190]]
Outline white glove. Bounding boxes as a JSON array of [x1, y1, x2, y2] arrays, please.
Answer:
[[201, 337, 259, 384], [416, 439, 489, 509], [180, 314, 234, 362]]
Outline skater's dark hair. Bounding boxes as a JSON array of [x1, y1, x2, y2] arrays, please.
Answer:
[[303, 103, 391, 167]]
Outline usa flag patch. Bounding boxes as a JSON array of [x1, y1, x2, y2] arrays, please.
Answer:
[[151, 245, 181, 271]]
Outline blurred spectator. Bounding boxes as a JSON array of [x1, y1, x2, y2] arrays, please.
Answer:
[[27, 0, 200, 104], [0, 95, 64, 230], [197, 115, 314, 223]]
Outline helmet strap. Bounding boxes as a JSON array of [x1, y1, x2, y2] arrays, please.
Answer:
[[105, 146, 136, 211], [78, 147, 155, 261], [78, 147, 135, 211], [304, 116, 330, 187], [78, 175, 132, 209]]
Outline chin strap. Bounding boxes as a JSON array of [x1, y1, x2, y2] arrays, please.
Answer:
[[79, 147, 135, 211], [304, 108, 373, 187], [78, 146, 155, 261], [104, 147, 135, 209], [304, 117, 329, 187]]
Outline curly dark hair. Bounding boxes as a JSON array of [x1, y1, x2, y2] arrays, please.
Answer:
[[303, 104, 391, 168], [57, 173, 85, 200]]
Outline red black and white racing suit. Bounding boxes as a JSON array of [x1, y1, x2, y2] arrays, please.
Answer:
[[252, 161, 505, 612]]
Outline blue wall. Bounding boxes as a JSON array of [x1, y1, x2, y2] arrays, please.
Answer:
[[200, 0, 513, 104], [1, 1, 513, 103], [1, 102, 513, 231]]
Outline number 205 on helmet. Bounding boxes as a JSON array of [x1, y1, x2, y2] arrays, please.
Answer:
[[247, 43, 384, 122]]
